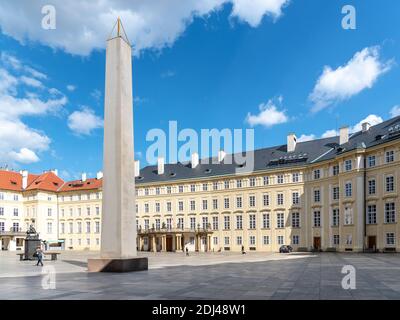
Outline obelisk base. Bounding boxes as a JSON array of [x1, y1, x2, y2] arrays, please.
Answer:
[[88, 257, 148, 273]]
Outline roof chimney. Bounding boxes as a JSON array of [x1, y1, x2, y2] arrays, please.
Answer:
[[96, 171, 103, 180], [157, 157, 165, 175], [287, 133, 297, 153], [340, 126, 349, 145], [218, 150, 226, 163], [362, 122, 371, 133], [134, 160, 140, 177], [191, 152, 199, 168], [81, 173, 87, 182], [22, 170, 28, 189]]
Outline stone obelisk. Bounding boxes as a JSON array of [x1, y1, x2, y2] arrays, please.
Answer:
[[88, 19, 148, 272]]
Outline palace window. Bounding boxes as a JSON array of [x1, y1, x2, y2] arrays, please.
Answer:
[[155, 202, 160, 212], [368, 179, 376, 195], [224, 216, 230, 230], [213, 237, 218, 245], [77, 222, 82, 234], [178, 201, 184, 211], [86, 222, 91, 233], [333, 235, 340, 245], [368, 155, 376, 167], [224, 198, 230, 209], [385, 203, 396, 223], [386, 150, 395, 163], [277, 213, 284, 228], [213, 182, 218, 190], [249, 214, 256, 229], [202, 183, 208, 191], [155, 219, 161, 230], [47, 222, 52, 234], [190, 200, 196, 211], [333, 186, 340, 200], [332, 208, 340, 227], [313, 211, 321, 227], [249, 177, 256, 187], [344, 207, 353, 225], [166, 218, 172, 230], [167, 186, 172, 194], [224, 237, 230, 246], [13, 208, 18, 217], [345, 182, 352, 197], [202, 217, 208, 230], [178, 186, 183, 193], [167, 202, 172, 212], [386, 175, 395, 193], [95, 222, 100, 233], [386, 233, 395, 246], [236, 236, 242, 245], [263, 213, 270, 229], [236, 215, 243, 229], [249, 236, 256, 246], [224, 180, 230, 189], [277, 236, 284, 245], [314, 189, 321, 202], [236, 197, 242, 208], [277, 175, 284, 184], [277, 193, 284, 206], [292, 173, 300, 183], [263, 176, 270, 186], [367, 205, 377, 225], [190, 217, 196, 230], [263, 236, 270, 245], [236, 179, 242, 188], [332, 165, 339, 176], [313, 169, 320, 180], [190, 184, 196, 192], [144, 219, 149, 230], [212, 216, 219, 230], [345, 159, 352, 171], [263, 194, 270, 206], [292, 212, 300, 228], [144, 203, 149, 213], [292, 192, 299, 205], [292, 235, 299, 245], [249, 195, 256, 207], [213, 199, 218, 210]]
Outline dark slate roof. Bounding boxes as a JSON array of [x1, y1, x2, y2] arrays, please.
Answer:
[[136, 116, 400, 184]]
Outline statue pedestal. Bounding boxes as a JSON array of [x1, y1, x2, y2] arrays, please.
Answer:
[[87, 257, 148, 272], [24, 239, 41, 260]]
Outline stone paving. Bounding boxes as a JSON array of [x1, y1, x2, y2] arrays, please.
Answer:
[[1, 251, 400, 300]]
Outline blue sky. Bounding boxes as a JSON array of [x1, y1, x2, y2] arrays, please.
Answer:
[[0, 0, 399, 181]]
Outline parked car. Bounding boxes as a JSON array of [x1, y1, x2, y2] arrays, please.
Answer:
[[279, 245, 293, 253]]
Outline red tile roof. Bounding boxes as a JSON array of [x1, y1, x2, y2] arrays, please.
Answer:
[[26, 171, 64, 192], [58, 178, 102, 192], [0, 170, 103, 193]]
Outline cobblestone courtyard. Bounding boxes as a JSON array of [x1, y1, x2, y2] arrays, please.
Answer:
[[1, 251, 400, 300]]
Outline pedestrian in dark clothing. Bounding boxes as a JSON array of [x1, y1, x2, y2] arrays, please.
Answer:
[[185, 247, 189, 256], [241, 245, 246, 255], [36, 247, 44, 266]]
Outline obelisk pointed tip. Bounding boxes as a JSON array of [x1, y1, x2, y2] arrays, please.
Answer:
[[108, 18, 131, 46]]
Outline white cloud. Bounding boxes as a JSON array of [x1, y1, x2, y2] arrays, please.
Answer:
[[0, 1, 289, 56], [9, 148, 40, 164], [68, 107, 103, 136], [297, 134, 316, 142], [0, 52, 67, 165], [91, 89, 102, 101], [390, 105, 400, 118], [351, 114, 383, 133], [67, 85, 76, 92], [20, 75, 43, 88], [230, 0, 289, 27], [310, 46, 393, 112], [299, 114, 384, 143], [246, 98, 288, 127]]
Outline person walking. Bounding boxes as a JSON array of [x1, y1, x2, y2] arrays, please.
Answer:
[[185, 247, 189, 256], [36, 247, 44, 266], [241, 245, 246, 255]]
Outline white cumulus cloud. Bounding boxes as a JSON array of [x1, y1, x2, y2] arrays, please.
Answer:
[[310, 46, 393, 112], [390, 105, 400, 118], [246, 98, 288, 127], [68, 107, 103, 136], [0, 52, 67, 166], [0, 0, 289, 56]]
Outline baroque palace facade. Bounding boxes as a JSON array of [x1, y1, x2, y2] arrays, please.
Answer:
[[1, 116, 400, 253]]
